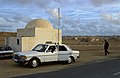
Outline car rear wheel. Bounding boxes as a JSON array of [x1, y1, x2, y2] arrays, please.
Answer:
[[68, 57, 72, 64]]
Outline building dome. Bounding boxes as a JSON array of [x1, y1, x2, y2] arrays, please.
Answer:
[[25, 19, 53, 29]]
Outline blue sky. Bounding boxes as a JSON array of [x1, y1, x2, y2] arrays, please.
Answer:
[[0, 0, 120, 36]]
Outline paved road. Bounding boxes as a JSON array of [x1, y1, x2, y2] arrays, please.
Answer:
[[15, 59, 120, 78]]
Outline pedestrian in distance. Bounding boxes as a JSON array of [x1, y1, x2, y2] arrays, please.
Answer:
[[104, 40, 110, 56]]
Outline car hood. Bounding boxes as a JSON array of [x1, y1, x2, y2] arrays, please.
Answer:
[[14, 51, 44, 56]]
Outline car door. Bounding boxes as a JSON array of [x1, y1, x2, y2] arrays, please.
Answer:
[[58, 45, 70, 61], [44, 45, 58, 62]]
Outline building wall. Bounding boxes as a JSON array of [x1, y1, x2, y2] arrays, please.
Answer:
[[17, 28, 35, 37], [21, 28, 62, 52], [9, 37, 22, 52], [0, 32, 17, 46], [0, 37, 5, 46], [22, 37, 35, 52], [35, 28, 62, 44], [8, 28, 62, 52]]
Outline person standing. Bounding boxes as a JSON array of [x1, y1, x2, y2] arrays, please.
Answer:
[[104, 40, 110, 56]]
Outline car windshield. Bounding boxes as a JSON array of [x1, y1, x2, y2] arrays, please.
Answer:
[[32, 44, 48, 52]]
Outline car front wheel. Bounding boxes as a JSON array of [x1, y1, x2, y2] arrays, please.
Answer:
[[29, 59, 40, 68]]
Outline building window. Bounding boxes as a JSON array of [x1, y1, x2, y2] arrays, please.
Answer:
[[17, 39, 19, 45]]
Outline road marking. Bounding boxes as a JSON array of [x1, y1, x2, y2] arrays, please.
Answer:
[[113, 72, 120, 76]]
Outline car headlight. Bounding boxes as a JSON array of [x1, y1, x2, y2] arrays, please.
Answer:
[[20, 55, 27, 60]]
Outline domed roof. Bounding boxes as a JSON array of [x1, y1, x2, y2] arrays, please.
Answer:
[[25, 19, 53, 29]]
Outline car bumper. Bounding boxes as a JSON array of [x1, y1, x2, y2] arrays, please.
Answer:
[[12, 58, 29, 65]]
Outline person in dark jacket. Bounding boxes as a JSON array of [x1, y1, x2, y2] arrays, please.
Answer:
[[104, 40, 110, 56]]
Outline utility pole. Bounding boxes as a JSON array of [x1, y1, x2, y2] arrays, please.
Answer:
[[58, 8, 61, 45]]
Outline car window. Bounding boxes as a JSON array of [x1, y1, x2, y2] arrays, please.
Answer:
[[47, 46, 56, 52], [59, 46, 68, 51]]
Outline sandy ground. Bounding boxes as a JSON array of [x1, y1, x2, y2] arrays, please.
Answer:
[[0, 44, 120, 78]]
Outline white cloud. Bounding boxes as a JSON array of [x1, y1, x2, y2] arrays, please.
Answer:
[[0, 0, 120, 35], [0, 0, 54, 8], [12, 14, 32, 23], [46, 8, 62, 19], [101, 14, 113, 21], [49, 13, 120, 36], [0, 14, 31, 32], [90, 0, 120, 6], [101, 13, 120, 25]]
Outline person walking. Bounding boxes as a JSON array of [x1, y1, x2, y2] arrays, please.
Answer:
[[104, 40, 110, 56]]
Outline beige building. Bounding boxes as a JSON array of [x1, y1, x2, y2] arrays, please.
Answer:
[[8, 19, 62, 52]]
